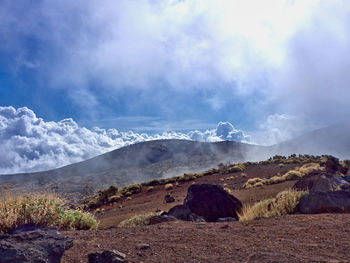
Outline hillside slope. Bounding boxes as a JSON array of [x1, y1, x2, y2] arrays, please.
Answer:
[[273, 122, 350, 159], [2, 122, 350, 201], [0, 140, 266, 201]]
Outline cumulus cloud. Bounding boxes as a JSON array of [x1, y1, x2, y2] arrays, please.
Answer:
[[252, 114, 319, 146], [2, 0, 350, 125], [0, 107, 249, 174]]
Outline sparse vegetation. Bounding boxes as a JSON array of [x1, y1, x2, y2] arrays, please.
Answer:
[[85, 154, 344, 210], [238, 189, 308, 221], [227, 163, 246, 173], [243, 163, 323, 189], [165, 183, 174, 190], [118, 212, 161, 227], [0, 191, 97, 234]]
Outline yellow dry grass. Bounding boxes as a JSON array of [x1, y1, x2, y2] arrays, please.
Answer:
[[0, 190, 97, 233], [238, 189, 308, 221], [118, 212, 161, 227], [243, 163, 323, 189]]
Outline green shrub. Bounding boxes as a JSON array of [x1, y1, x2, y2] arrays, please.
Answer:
[[0, 192, 97, 233]]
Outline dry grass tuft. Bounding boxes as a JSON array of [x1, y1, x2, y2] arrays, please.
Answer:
[[243, 163, 323, 189], [238, 189, 307, 221], [164, 183, 174, 190], [118, 212, 161, 227], [228, 163, 246, 173], [0, 191, 97, 233]]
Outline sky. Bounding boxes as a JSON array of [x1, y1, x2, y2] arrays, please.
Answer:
[[1, 0, 350, 173]]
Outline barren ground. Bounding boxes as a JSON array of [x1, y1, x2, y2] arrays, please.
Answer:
[[61, 163, 350, 262]]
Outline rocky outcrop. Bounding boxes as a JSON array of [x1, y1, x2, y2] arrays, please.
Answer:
[[184, 184, 242, 222], [88, 250, 127, 263], [293, 172, 350, 192], [298, 190, 350, 214], [164, 184, 242, 223], [166, 205, 205, 222], [0, 227, 73, 263]]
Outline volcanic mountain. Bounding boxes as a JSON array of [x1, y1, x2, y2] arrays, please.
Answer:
[[1, 123, 350, 201]]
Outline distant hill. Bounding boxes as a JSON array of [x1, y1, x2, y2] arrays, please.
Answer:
[[272, 122, 350, 159], [0, 140, 266, 201], [1, 123, 350, 202]]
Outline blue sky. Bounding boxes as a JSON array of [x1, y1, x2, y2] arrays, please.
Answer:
[[1, 0, 350, 172]]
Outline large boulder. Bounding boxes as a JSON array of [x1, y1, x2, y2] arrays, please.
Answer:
[[0, 227, 73, 263], [184, 184, 242, 222], [166, 205, 205, 222], [298, 190, 350, 214], [325, 156, 348, 174], [293, 172, 350, 192]]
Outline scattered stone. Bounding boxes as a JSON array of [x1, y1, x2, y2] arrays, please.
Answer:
[[298, 190, 350, 214], [88, 250, 127, 263], [217, 217, 237, 222], [184, 184, 242, 222], [136, 243, 150, 250], [164, 194, 175, 203], [0, 227, 73, 263]]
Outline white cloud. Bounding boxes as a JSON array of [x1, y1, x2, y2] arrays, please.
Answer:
[[0, 106, 249, 174], [251, 113, 319, 146]]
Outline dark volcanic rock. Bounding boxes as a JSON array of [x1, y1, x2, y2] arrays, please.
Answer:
[[167, 205, 191, 220], [0, 227, 73, 263], [325, 156, 348, 174], [166, 205, 205, 222], [88, 250, 127, 263], [298, 190, 350, 214], [164, 194, 175, 203], [184, 184, 242, 222], [293, 172, 350, 192]]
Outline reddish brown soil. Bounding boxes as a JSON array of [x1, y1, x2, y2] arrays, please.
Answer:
[[62, 214, 350, 262], [95, 163, 298, 228], [60, 163, 350, 262]]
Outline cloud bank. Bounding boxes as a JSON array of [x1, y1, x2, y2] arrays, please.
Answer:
[[0, 106, 249, 174], [1, 0, 350, 128]]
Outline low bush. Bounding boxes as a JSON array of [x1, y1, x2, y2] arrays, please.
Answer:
[[238, 189, 307, 221], [164, 183, 174, 190], [120, 184, 142, 196], [118, 212, 160, 227], [108, 195, 122, 203], [228, 163, 245, 173], [0, 192, 97, 233]]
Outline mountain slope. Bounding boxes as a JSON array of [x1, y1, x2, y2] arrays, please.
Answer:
[[272, 122, 350, 159], [0, 140, 266, 201], [2, 123, 350, 202]]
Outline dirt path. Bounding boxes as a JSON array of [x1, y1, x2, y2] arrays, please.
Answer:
[[62, 214, 350, 263]]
